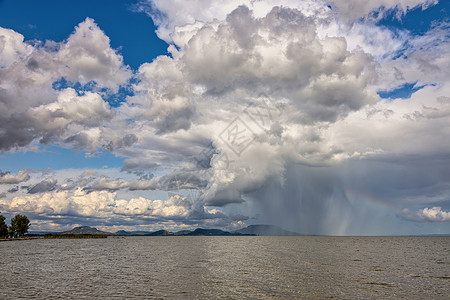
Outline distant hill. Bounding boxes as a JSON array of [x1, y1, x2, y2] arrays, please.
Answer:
[[41, 225, 277, 237], [187, 228, 252, 236], [29, 227, 450, 237], [62, 226, 116, 236], [148, 230, 173, 236], [116, 230, 152, 236], [115, 228, 254, 236], [234, 225, 302, 236], [173, 230, 192, 236]]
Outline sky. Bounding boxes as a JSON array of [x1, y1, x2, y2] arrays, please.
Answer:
[[0, 0, 449, 235]]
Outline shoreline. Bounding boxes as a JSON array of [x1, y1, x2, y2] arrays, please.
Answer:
[[0, 237, 41, 242]]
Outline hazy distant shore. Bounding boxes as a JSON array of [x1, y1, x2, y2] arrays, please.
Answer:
[[26, 225, 450, 237]]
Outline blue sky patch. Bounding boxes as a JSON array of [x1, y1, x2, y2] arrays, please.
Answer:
[[0, 0, 168, 69], [377, 1, 449, 35], [52, 77, 135, 107], [0, 146, 124, 173], [378, 82, 426, 99]]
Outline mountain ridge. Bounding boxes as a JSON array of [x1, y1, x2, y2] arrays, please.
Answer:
[[62, 226, 117, 236], [34, 224, 304, 236], [116, 227, 255, 236], [234, 225, 303, 236]]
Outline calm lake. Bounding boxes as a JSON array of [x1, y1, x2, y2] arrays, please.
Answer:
[[1, 236, 449, 299]]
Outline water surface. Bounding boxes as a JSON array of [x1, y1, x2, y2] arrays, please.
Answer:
[[1, 236, 449, 299]]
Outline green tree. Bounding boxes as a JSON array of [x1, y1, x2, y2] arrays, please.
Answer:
[[0, 213, 8, 238], [9, 214, 30, 237], [8, 223, 16, 238]]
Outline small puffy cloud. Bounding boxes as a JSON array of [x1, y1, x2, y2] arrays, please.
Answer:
[[158, 172, 208, 190], [114, 195, 192, 217], [31, 88, 113, 130], [0, 169, 30, 184], [88, 176, 157, 192], [7, 186, 19, 193], [80, 170, 98, 177], [56, 17, 132, 90], [86, 172, 207, 192], [27, 179, 57, 194], [401, 206, 450, 222], [121, 158, 159, 174], [0, 27, 33, 68], [327, 0, 438, 23]]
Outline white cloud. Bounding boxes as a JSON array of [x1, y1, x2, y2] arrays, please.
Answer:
[[31, 88, 113, 130], [137, 0, 331, 43], [89, 176, 157, 191], [0, 28, 34, 68], [6, 189, 116, 217], [141, 0, 438, 43], [0, 188, 230, 230], [114, 195, 191, 217], [0, 18, 130, 151], [327, 0, 438, 23], [0, 169, 30, 184], [402, 206, 450, 222], [56, 18, 132, 90], [116, 3, 450, 218]]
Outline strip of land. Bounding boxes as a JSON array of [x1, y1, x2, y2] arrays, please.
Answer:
[[26, 224, 308, 237]]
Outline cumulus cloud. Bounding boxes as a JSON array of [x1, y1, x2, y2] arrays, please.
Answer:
[[327, 0, 438, 23], [0, 27, 34, 68], [0, 188, 232, 230], [115, 2, 450, 221], [86, 172, 207, 192], [0, 18, 130, 151], [114, 195, 192, 217], [27, 179, 58, 194], [0, 169, 30, 184], [0, 87, 113, 150], [119, 4, 379, 180], [56, 18, 131, 90], [401, 206, 450, 222], [136, 0, 331, 43], [88, 176, 157, 192], [121, 158, 159, 174], [5, 189, 117, 217]]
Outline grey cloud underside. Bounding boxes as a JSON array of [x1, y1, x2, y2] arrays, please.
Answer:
[[86, 172, 207, 192], [249, 155, 450, 234]]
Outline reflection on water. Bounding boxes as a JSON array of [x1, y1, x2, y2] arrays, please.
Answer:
[[1, 236, 449, 299]]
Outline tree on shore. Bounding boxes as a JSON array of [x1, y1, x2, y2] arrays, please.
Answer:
[[0, 213, 8, 238], [9, 214, 30, 237]]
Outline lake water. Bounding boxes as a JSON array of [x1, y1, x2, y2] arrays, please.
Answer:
[[1, 236, 449, 299]]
